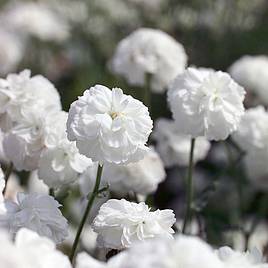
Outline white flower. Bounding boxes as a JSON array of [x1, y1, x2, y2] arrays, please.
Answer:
[[14, 228, 72, 268], [28, 171, 49, 195], [0, 192, 68, 244], [0, 29, 25, 75], [153, 118, 211, 167], [80, 147, 165, 195], [67, 85, 153, 164], [38, 111, 92, 189], [3, 110, 65, 171], [76, 251, 126, 268], [232, 106, 268, 152], [76, 235, 223, 268], [217, 246, 268, 268], [38, 140, 92, 189], [2, 2, 70, 42], [0, 228, 72, 268], [92, 199, 175, 249], [168, 67, 245, 140], [229, 55, 268, 106], [232, 107, 268, 190], [0, 69, 61, 129], [110, 28, 187, 93], [0, 166, 4, 202]]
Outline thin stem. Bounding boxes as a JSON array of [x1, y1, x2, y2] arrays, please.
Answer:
[[2, 162, 13, 195], [49, 188, 55, 197], [182, 138, 196, 234], [69, 164, 103, 262], [144, 73, 152, 114]]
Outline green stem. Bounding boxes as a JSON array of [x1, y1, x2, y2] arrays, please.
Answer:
[[182, 138, 196, 234], [49, 188, 55, 197], [144, 73, 152, 114], [69, 164, 103, 262], [2, 162, 13, 195]]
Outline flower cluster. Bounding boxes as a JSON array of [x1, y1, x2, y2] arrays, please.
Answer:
[[0, 228, 71, 268], [92, 199, 176, 249], [67, 85, 153, 164], [110, 28, 187, 93], [80, 146, 166, 196], [168, 67, 245, 140]]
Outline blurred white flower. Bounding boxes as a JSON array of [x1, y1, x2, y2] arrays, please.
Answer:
[[229, 55, 268, 106], [2, 2, 70, 42], [232, 106, 268, 152], [0, 69, 61, 130], [39, 140, 92, 189], [153, 118, 211, 167], [110, 28, 187, 93], [0, 166, 4, 202], [28, 171, 49, 194], [217, 246, 267, 268], [0, 29, 25, 75], [232, 106, 268, 190], [77, 235, 223, 268], [76, 251, 126, 268], [65, 225, 97, 254], [168, 67, 245, 140], [80, 147, 165, 195], [3, 110, 64, 171], [224, 220, 268, 253], [0, 193, 68, 244], [38, 112, 92, 189], [0, 228, 71, 268], [93, 199, 175, 249], [67, 85, 153, 164]]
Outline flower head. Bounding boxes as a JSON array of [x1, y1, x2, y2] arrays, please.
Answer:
[[229, 55, 268, 106], [0, 193, 68, 244], [92, 199, 175, 249], [80, 147, 165, 195], [168, 67, 245, 140], [153, 118, 210, 167], [218, 246, 267, 268], [110, 28, 187, 93], [67, 85, 153, 164], [0, 228, 71, 268]]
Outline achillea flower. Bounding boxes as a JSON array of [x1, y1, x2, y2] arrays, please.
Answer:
[[76, 235, 223, 268], [232, 106, 268, 152], [3, 110, 66, 171], [217, 246, 267, 268], [0, 228, 71, 268], [93, 199, 175, 249], [153, 118, 210, 167], [80, 147, 165, 195], [229, 55, 268, 106], [0, 69, 61, 130], [38, 112, 92, 189], [67, 85, 153, 164], [0, 192, 68, 244], [168, 67, 245, 140], [110, 28, 187, 93]]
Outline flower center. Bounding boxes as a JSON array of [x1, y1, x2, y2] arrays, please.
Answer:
[[110, 111, 123, 120]]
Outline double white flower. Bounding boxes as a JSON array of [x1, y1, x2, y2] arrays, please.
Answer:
[[110, 28, 187, 93], [168, 67, 245, 140], [67, 85, 153, 164], [0, 186, 68, 244], [153, 118, 211, 167], [92, 199, 176, 249], [80, 147, 165, 196], [0, 228, 71, 268]]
